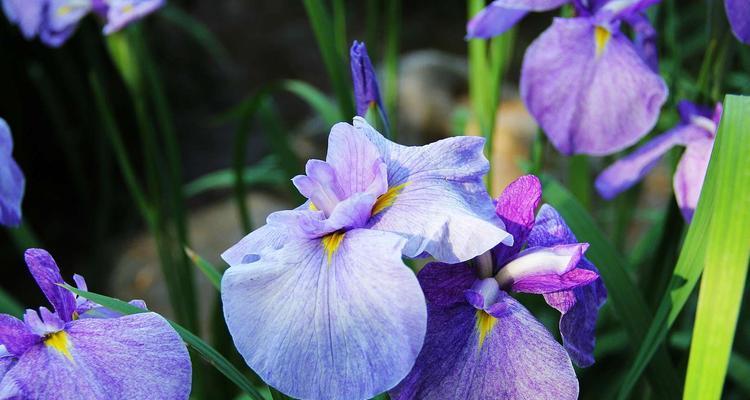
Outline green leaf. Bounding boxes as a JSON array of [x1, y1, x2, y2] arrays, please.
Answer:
[[0, 287, 23, 317], [159, 5, 233, 69], [280, 80, 342, 126], [62, 285, 265, 400], [618, 95, 750, 399], [682, 95, 750, 399], [184, 157, 286, 198], [540, 175, 681, 399], [185, 247, 223, 291], [270, 388, 295, 400]]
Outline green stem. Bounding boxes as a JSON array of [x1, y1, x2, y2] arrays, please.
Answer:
[[384, 0, 400, 137]]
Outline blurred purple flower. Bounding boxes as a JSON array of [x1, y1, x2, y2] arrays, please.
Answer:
[[0, 249, 191, 399], [350, 41, 386, 120], [221, 117, 511, 400], [1, 0, 165, 47], [467, 0, 668, 156], [596, 101, 722, 222], [725, 0, 750, 44], [0, 119, 25, 227], [391, 175, 606, 399]]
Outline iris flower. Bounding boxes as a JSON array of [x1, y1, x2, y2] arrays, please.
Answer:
[[467, 0, 668, 156], [596, 101, 722, 222], [1, 0, 164, 47], [0, 249, 191, 399], [725, 0, 749, 44], [391, 175, 607, 399], [221, 118, 511, 400], [0, 119, 24, 228]]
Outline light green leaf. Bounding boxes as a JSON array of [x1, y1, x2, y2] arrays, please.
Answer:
[[683, 95, 750, 399], [540, 175, 681, 399], [185, 247, 223, 291], [280, 80, 342, 126], [62, 285, 265, 400], [184, 157, 285, 198], [618, 95, 750, 399], [0, 287, 23, 317]]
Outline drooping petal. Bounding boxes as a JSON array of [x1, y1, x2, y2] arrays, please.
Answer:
[[24, 249, 76, 322], [418, 261, 478, 307], [466, 4, 528, 39], [221, 223, 288, 266], [0, 315, 38, 356], [354, 118, 512, 263], [0, 118, 25, 227], [674, 137, 714, 222], [527, 204, 607, 367], [1, 0, 44, 39], [46, 0, 91, 32], [221, 228, 426, 400], [391, 287, 578, 400], [0, 350, 14, 382], [0, 313, 191, 399], [521, 17, 667, 155], [102, 0, 165, 35], [725, 0, 750, 44], [492, 174, 542, 265], [595, 125, 693, 199], [350, 41, 387, 122], [39, 24, 77, 47]]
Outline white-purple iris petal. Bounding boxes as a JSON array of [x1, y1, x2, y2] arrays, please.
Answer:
[[596, 101, 722, 222], [0, 249, 191, 399], [102, 0, 165, 35], [221, 118, 509, 400], [391, 175, 606, 397]]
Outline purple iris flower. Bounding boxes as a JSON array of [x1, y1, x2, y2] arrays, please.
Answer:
[[390, 175, 607, 399], [0, 249, 191, 399], [725, 0, 750, 44], [468, 0, 668, 156], [1, 0, 164, 47], [596, 101, 722, 222], [0, 119, 25, 228], [350, 41, 389, 124], [221, 117, 512, 400]]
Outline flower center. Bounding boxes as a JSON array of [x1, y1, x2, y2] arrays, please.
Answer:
[[45, 331, 73, 362]]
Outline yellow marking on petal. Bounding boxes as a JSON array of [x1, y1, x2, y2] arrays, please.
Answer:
[[72, 311, 79, 321], [309, 202, 318, 211], [476, 310, 497, 349], [45, 331, 74, 362], [57, 6, 72, 16], [372, 182, 409, 216], [121, 4, 135, 13], [322, 231, 345, 265], [595, 26, 611, 58]]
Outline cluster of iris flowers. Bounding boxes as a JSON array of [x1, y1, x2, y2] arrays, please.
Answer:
[[0, 0, 746, 399]]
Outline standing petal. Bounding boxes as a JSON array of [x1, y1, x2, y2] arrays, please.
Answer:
[[24, 249, 77, 322], [674, 137, 714, 222], [467, 0, 570, 39], [521, 17, 667, 155], [221, 229, 426, 400], [354, 118, 512, 263], [0, 119, 25, 227], [623, 12, 659, 71], [391, 280, 578, 400], [493, 174, 542, 265], [725, 0, 750, 44], [0, 313, 191, 399], [527, 204, 607, 367], [46, 0, 91, 32], [325, 122, 388, 198]]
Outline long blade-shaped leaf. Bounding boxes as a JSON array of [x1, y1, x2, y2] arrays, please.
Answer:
[[281, 80, 342, 126], [62, 285, 264, 400], [0, 287, 23, 317], [683, 95, 750, 399], [184, 157, 285, 198], [618, 96, 750, 398], [185, 247, 223, 291], [541, 175, 681, 399]]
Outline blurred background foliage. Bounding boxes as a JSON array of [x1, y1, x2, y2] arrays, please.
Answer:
[[1, 0, 749, 399]]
